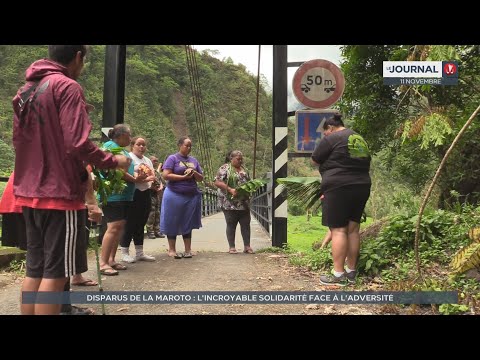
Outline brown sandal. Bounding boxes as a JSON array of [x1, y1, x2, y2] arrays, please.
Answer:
[[110, 263, 127, 270]]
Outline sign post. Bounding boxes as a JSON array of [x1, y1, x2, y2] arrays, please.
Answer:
[[295, 109, 338, 153], [292, 59, 345, 109]]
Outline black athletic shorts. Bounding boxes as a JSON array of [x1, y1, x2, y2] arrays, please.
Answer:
[[102, 201, 131, 223], [322, 184, 371, 228], [22, 207, 87, 279]]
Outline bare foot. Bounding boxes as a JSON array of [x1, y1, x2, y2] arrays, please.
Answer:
[[168, 251, 177, 257]]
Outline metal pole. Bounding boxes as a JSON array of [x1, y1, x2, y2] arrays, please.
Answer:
[[102, 45, 126, 141], [272, 45, 288, 248]]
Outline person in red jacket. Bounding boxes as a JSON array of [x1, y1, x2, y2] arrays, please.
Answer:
[[12, 45, 130, 315]]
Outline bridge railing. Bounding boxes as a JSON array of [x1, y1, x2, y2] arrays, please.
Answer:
[[251, 173, 272, 237], [201, 188, 220, 217]]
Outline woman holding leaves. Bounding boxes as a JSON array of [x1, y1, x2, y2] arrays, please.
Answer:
[[98, 124, 147, 275], [160, 137, 204, 259], [214, 150, 254, 254]]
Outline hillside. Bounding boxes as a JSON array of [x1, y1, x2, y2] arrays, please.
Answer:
[[0, 45, 274, 180]]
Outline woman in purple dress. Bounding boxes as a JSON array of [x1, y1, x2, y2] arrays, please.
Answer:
[[160, 137, 204, 258]]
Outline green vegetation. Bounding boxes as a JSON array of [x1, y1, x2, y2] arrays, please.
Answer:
[[339, 45, 480, 208], [1, 45, 479, 314], [6, 258, 26, 274], [284, 205, 480, 314], [0, 45, 273, 185], [287, 215, 329, 253]]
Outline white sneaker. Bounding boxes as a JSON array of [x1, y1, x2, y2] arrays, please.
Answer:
[[122, 254, 136, 263], [136, 254, 155, 262]]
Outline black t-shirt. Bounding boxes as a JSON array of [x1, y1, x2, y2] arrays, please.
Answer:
[[311, 128, 371, 193]]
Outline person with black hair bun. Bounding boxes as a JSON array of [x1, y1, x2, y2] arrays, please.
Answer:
[[311, 113, 371, 286]]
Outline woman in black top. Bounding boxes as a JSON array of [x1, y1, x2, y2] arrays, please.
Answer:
[[311, 113, 371, 286]]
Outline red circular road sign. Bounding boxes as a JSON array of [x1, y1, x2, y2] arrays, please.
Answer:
[[292, 59, 345, 109]]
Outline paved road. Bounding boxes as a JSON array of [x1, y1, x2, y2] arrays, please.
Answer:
[[141, 212, 272, 254]]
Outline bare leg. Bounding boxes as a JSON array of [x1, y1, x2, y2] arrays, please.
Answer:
[[330, 227, 348, 273], [34, 278, 68, 315], [183, 238, 192, 254], [320, 229, 332, 248], [167, 237, 177, 256], [20, 277, 41, 315], [346, 221, 360, 270], [100, 220, 125, 270]]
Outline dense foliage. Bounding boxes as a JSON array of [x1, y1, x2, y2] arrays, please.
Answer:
[[338, 45, 480, 207], [0, 45, 273, 181]]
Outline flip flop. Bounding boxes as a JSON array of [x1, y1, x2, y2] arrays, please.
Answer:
[[100, 268, 119, 276], [110, 263, 127, 270], [228, 249, 238, 254], [243, 248, 255, 254], [71, 279, 98, 286]]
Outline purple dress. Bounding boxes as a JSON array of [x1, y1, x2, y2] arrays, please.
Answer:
[[160, 153, 203, 236]]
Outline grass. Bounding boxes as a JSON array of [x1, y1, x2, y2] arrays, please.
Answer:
[[287, 215, 373, 253]]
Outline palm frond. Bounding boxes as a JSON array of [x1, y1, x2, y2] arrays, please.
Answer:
[[277, 177, 322, 209]]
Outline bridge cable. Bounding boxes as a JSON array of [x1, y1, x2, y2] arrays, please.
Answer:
[[190, 46, 215, 182], [188, 45, 214, 183], [184, 45, 214, 185], [253, 45, 261, 179], [184, 46, 208, 183]]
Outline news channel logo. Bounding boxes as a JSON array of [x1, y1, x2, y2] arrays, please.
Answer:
[[383, 61, 458, 85]]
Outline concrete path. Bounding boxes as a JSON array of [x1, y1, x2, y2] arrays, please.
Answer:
[[141, 212, 272, 255], [0, 212, 283, 315]]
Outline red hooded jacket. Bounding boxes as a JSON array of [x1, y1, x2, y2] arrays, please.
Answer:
[[12, 59, 117, 202]]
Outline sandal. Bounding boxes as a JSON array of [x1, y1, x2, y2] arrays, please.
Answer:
[[174, 253, 183, 259], [183, 252, 192, 258], [228, 249, 238, 254], [110, 263, 127, 270], [71, 279, 98, 286], [99, 267, 119, 276], [243, 248, 255, 254]]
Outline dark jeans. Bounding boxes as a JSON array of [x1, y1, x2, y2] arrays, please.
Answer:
[[222, 210, 251, 248]]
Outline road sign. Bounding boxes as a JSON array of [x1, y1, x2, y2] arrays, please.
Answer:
[[292, 59, 345, 109], [295, 109, 338, 153]]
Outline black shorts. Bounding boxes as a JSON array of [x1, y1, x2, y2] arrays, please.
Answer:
[[322, 184, 371, 228], [22, 207, 87, 279], [102, 201, 131, 223]]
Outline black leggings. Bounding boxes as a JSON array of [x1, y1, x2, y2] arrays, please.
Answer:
[[121, 189, 152, 247], [223, 210, 250, 248]]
